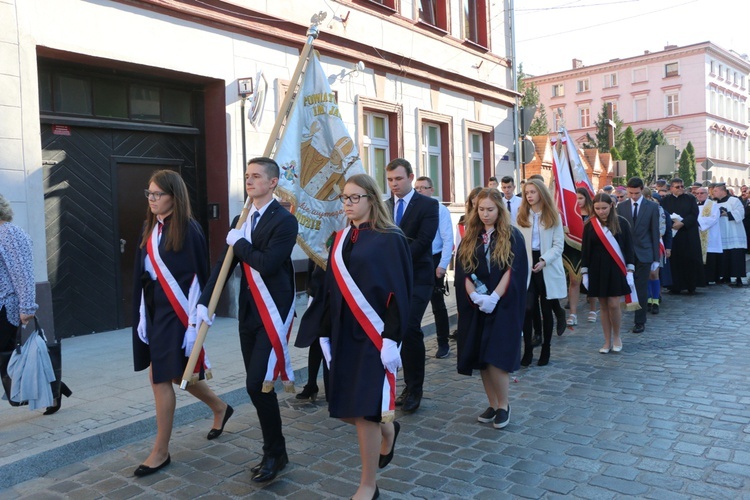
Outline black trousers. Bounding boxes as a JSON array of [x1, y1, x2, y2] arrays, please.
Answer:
[[401, 284, 433, 395], [430, 253, 450, 345], [523, 251, 554, 349], [303, 339, 329, 398], [239, 325, 286, 459], [633, 259, 650, 325]]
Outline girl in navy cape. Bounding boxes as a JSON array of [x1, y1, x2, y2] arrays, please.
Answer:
[[455, 188, 529, 430], [132, 170, 231, 477], [316, 173, 412, 500]]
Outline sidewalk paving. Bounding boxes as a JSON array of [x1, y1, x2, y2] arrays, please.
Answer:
[[2, 280, 750, 498]]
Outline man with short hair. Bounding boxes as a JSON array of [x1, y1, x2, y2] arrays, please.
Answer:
[[614, 188, 627, 205], [415, 176, 453, 359], [661, 177, 704, 294], [199, 157, 298, 483], [602, 185, 614, 196], [691, 182, 703, 196], [500, 176, 521, 222], [487, 176, 499, 189], [617, 177, 660, 333], [713, 183, 747, 286], [386, 159, 439, 413]]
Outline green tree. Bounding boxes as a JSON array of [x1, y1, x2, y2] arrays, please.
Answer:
[[636, 129, 668, 182], [517, 64, 550, 136], [620, 126, 642, 179], [583, 102, 624, 152], [678, 141, 697, 184], [609, 146, 621, 160]]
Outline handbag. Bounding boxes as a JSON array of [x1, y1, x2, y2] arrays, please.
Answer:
[[1, 317, 61, 407]]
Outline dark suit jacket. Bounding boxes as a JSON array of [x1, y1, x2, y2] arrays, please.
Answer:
[[386, 191, 439, 286], [200, 199, 299, 331], [616, 197, 660, 264]]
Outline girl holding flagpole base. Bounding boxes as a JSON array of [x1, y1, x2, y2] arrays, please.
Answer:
[[317, 173, 411, 500], [581, 193, 637, 354], [132, 170, 231, 477], [455, 188, 528, 429]]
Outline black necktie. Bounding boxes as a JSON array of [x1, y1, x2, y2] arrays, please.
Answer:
[[632, 202, 638, 224], [507, 200, 511, 211]]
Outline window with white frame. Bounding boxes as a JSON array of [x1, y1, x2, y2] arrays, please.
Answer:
[[604, 100, 618, 114], [664, 62, 679, 78], [462, 0, 488, 46], [603, 73, 618, 88], [666, 93, 679, 117], [578, 106, 591, 128], [632, 67, 648, 83], [552, 83, 564, 97], [666, 134, 680, 150], [710, 89, 716, 114], [710, 61, 716, 75], [422, 122, 442, 197], [709, 130, 717, 157], [469, 132, 484, 189], [634, 97, 647, 121], [362, 112, 390, 194], [552, 108, 564, 131], [576, 79, 590, 93]]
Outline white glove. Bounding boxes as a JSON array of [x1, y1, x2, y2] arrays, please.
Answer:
[[226, 222, 247, 246], [182, 325, 197, 357], [582, 273, 589, 290], [479, 291, 500, 314], [137, 294, 148, 344], [319, 337, 332, 368], [651, 261, 660, 272], [626, 272, 635, 287], [197, 304, 214, 328], [469, 292, 484, 305], [380, 338, 402, 374], [137, 315, 148, 345]]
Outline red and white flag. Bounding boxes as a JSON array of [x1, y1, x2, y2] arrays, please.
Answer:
[[551, 135, 584, 247]]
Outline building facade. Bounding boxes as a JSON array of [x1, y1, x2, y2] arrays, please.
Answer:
[[527, 42, 750, 186], [1, 0, 517, 337]]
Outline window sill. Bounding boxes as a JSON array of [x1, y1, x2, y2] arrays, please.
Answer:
[[416, 19, 448, 36], [353, 0, 397, 14], [462, 38, 489, 53]]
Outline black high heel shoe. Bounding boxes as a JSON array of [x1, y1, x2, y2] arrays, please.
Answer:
[[44, 382, 72, 415], [295, 386, 319, 402]]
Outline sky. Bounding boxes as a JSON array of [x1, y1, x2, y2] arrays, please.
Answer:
[[514, 0, 750, 76]]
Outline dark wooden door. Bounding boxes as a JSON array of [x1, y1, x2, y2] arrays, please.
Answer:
[[42, 124, 200, 337], [115, 161, 181, 328]]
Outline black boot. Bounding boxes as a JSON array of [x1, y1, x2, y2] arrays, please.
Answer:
[[520, 327, 533, 366], [537, 344, 550, 366]]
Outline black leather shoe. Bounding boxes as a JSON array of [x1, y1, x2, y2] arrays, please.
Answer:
[[295, 385, 319, 401], [44, 382, 72, 415], [651, 304, 659, 314], [633, 323, 645, 333], [250, 456, 267, 474], [378, 421, 400, 468], [251, 453, 288, 483], [395, 388, 409, 406], [435, 343, 450, 359], [134, 454, 171, 477], [401, 391, 422, 413], [554, 305, 566, 336], [207, 404, 234, 440]]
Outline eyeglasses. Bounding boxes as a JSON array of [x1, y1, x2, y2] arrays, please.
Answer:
[[338, 194, 369, 204], [616, 195, 626, 200], [415, 185, 433, 191], [144, 190, 168, 201], [673, 185, 684, 189]]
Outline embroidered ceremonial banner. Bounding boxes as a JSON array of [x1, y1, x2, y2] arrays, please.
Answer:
[[275, 55, 365, 268], [562, 128, 595, 196], [330, 226, 397, 423]]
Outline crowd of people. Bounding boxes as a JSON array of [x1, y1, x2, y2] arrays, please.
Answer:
[[3, 157, 748, 500]]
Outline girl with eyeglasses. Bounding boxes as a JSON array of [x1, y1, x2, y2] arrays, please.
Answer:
[[131, 170, 230, 477]]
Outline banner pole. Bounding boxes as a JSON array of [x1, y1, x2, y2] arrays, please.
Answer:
[[180, 14, 325, 389]]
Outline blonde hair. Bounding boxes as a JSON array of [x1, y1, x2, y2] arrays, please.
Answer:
[[345, 174, 398, 232], [516, 178, 559, 229], [457, 188, 514, 272]]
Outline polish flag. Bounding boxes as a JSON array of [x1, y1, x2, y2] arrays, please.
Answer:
[[551, 134, 585, 246]]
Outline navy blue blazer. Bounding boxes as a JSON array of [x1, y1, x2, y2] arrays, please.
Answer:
[[386, 191, 439, 286], [200, 199, 299, 332]]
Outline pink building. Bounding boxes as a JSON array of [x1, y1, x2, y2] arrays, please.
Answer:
[[527, 41, 750, 187]]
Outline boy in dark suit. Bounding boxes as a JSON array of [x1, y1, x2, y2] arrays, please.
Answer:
[[198, 157, 298, 483], [616, 177, 660, 333], [385, 158, 439, 413]]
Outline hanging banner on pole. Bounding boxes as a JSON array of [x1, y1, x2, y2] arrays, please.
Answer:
[[275, 54, 365, 267]]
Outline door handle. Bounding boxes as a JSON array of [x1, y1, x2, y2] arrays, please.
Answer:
[[120, 239, 126, 254]]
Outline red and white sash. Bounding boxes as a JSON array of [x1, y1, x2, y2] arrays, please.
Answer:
[[590, 218, 640, 311], [146, 224, 210, 377], [242, 263, 295, 393], [330, 226, 397, 423]]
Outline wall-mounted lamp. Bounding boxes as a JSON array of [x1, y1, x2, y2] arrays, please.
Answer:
[[328, 61, 366, 84]]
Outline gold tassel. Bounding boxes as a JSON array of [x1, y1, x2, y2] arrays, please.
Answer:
[[381, 410, 395, 424], [204, 369, 213, 381], [261, 380, 275, 393], [624, 302, 641, 312], [283, 380, 296, 393]]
